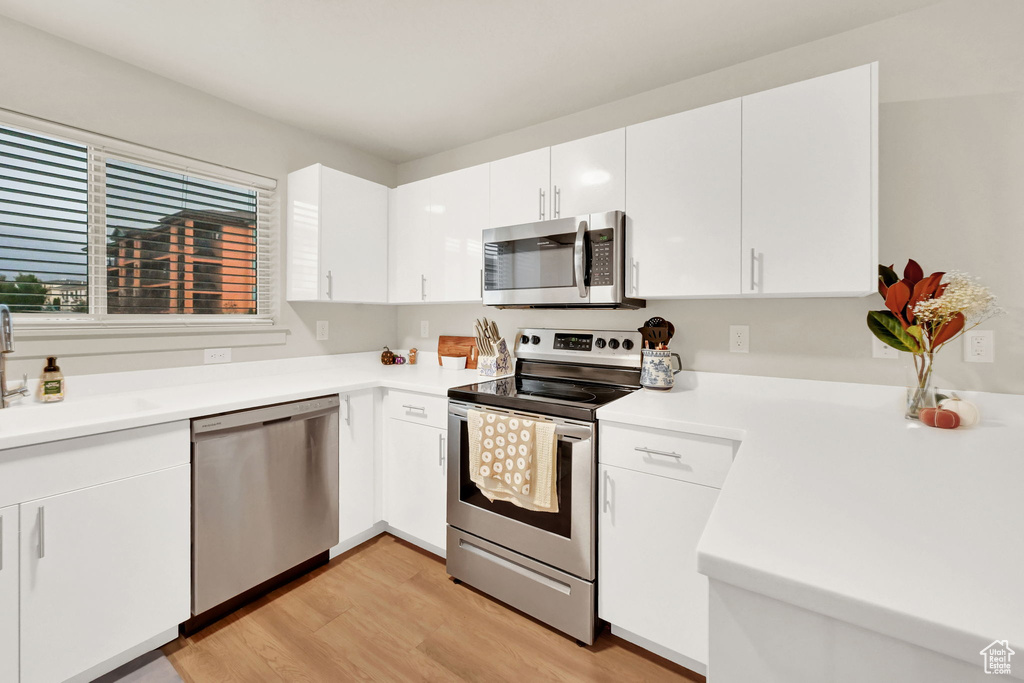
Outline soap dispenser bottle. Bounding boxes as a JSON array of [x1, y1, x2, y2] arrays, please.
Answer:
[[40, 356, 65, 403]]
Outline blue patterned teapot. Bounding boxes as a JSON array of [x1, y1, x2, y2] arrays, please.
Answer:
[[640, 349, 682, 390]]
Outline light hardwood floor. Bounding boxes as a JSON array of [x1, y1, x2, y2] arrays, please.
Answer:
[[164, 534, 705, 682]]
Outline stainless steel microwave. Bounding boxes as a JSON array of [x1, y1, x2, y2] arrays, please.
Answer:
[[482, 210, 644, 309]]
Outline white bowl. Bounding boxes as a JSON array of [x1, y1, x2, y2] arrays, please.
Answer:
[[440, 355, 467, 370]]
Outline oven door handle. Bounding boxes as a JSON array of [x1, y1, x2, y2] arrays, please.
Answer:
[[574, 219, 588, 299]]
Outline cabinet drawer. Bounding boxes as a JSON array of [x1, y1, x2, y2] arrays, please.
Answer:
[[600, 422, 736, 489], [385, 390, 448, 429]]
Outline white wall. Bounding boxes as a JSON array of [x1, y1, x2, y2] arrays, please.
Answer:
[[0, 14, 399, 379], [394, 0, 1024, 394]]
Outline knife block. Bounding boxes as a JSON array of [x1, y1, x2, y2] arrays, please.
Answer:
[[478, 337, 512, 377]]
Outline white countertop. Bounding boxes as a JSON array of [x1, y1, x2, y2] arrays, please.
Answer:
[[598, 371, 1024, 672], [5, 355, 1021, 672], [0, 352, 480, 451]]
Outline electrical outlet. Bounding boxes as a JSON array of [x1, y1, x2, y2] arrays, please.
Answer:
[[963, 329, 994, 363], [872, 337, 899, 359], [729, 325, 749, 353], [316, 320, 329, 341], [204, 348, 231, 364], [420, 320, 429, 338]]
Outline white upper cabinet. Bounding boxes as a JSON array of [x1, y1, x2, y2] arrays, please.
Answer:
[[626, 99, 742, 298], [388, 179, 433, 303], [431, 164, 489, 302], [488, 147, 551, 228], [286, 164, 389, 303], [741, 63, 878, 296], [390, 167, 488, 303], [550, 128, 625, 218]]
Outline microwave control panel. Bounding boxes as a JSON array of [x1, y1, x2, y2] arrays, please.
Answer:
[[590, 229, 615, 286]]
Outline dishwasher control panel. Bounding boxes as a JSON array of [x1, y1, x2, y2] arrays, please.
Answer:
[[191, 394, 340, 436]]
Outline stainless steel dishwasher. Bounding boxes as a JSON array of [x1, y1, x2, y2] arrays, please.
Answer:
[[190, 395, 339, 628]]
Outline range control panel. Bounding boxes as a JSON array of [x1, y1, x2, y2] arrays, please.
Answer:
[[515, 328, 643, 369]]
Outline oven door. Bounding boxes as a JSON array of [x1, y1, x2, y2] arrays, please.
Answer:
[[482, 216, 590, 306], [447, 401, 595, 580]]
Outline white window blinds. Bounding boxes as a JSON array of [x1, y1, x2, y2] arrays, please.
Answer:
[[0, 126, 90, 312], [0, 117, 277, 323]]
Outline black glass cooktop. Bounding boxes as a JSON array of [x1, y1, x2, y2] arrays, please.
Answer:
[[448, 376, 636, 421]]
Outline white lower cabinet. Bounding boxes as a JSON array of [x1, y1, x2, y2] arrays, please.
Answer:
[[0, 505, 18, 683], [384, 417, 448, 554], [598, 423, 736, 675], [0, 422, 190, 683], [335, 389, 379, 552], [18, 466, 189, 683]]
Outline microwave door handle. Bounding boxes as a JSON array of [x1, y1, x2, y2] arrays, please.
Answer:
[[574, 219, 588, 299]]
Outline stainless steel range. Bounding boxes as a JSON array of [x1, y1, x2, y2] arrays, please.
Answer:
[[446, 328, 642, 645]]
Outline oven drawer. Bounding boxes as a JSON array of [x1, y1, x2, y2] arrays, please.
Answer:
[[385, 390, 448, 429], [599, 422, 737, 489], [446, 526, 596, 644]]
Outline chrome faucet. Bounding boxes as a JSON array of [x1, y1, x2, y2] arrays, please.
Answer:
[[0, 304, 29, 408]]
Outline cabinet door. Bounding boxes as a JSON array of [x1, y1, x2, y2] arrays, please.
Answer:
[[551, 129, 625, 218], [626, 100, 741, 297], [337, 389, 377, 547], [742, 63, 877, 295], [384, 419, 447, 553], [388, 179, 433, 303], [285, 164, 323, 301], [488, 147, 550, 228], [0, 505, 17, 683], [19, 465, 190, 683], [598, 464, 719, 669], [430, 164, 489, 302], [320, 167, 389, 303]]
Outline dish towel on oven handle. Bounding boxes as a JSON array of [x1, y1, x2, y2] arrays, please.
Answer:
[[468, 409, 558, 513]]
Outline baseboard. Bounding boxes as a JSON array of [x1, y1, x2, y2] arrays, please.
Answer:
[[609, 624, 707, 677], [383, 524, 446, 558], [329, 521, 388, 559], [65, 625, 180, 683]]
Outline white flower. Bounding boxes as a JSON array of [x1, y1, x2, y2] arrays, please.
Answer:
[[912, 271, 1002, 325]]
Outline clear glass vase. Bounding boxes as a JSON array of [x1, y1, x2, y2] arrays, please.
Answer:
[[906, 352, 936, 420]]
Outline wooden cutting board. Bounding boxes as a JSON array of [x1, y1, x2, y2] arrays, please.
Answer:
[[438, 336, 478, 369]]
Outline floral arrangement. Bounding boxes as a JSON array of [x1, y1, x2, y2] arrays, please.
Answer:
[[868, 259, 1001, 418]]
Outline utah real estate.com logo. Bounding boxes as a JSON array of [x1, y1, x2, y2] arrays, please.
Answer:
[[980, 640, 1015, 675]]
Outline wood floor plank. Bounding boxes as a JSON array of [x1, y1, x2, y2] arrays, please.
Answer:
[[165, 533, 704, 683]]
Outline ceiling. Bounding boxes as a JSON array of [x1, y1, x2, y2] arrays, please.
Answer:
[[0, 0, 940, 164]]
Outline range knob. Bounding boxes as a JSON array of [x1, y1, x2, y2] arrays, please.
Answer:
[[530, 335, 541, 345], [608, 338, 620, 350], [622, 339, 634, 351], [520, 335, 529, 346], [595, 338, 607, 349]]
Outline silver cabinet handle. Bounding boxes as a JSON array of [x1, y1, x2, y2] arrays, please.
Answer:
[[539, 188, 545, 220], [0, 514, 4, 571], [344, 395, 351, 425], [749, 248, 756, 292], [631, 258, 639, 296], [602, 470, 611, 513], [421, 274, 427, 301], [574, 219, 588, 299], [403, 404, 426, 413], [326, 269, 333, 300], [37, 506, 45, 559], [439, 433, 446, 468], [635, 446, 682, 459], [479, 269, 483, 298], [554, 185, 560, 218]]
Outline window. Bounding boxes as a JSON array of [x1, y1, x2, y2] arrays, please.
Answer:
[[0, 118, 276, 325]]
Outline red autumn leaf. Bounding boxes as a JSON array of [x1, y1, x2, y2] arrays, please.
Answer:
[[932, 312, 965, 347], [878, 279, 888, 298], [884, 281, 911, 327], [903, 259, 924, 285]]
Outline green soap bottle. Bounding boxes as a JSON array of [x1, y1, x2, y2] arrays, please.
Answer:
[[40, 356, 65, 403]]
